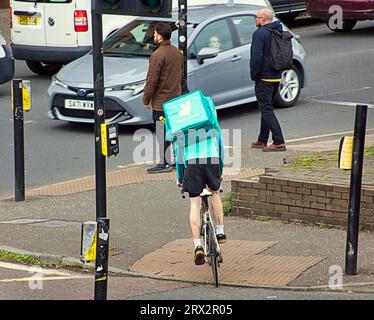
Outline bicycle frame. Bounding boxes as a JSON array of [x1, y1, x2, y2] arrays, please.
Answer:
[[201, 196, 221, 259]]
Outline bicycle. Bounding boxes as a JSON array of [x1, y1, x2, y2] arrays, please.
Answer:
[[182, 188, 223, 287]]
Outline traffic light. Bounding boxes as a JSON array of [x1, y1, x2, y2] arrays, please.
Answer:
[[93, 0, 172, 18]]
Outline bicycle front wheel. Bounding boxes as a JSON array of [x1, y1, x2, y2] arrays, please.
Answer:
[[207, 223, 219, 287]]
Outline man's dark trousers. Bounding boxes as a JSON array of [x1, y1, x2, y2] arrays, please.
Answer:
[[153, 110, 171, 165], [255, 80, 285, 145]]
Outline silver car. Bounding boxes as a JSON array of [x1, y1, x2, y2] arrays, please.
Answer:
[[0, 34, 14, 85], [47, 3, 308, 125]]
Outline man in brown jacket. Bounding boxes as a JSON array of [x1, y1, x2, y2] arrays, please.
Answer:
[[143, 22, 183, 174]]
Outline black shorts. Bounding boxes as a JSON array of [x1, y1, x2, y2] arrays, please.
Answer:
[[182, 158, 221, 198]]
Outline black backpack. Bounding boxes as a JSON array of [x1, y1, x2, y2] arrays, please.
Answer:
[[265, 29, 294, 71]]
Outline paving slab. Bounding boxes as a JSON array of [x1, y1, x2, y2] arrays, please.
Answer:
[[130, 239, 326, 287]]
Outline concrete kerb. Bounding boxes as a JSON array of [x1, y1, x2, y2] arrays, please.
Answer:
[[1, 244, 374, 294]]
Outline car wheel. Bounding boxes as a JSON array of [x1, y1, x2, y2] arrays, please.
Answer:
[[274, 67, 301, 108], [26, 61, 62, 76], [327, 20, 357, 32]]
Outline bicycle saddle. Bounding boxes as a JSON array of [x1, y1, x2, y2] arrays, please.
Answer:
[[200, 189, 212, 197]]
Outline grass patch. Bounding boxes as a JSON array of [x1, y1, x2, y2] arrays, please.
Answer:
[[256, 216, 272, 222], [0, 250, 84, 271], [316, 221, 329, 229], [223, 193, 232, 216], [293, 155, 327, 167], [365, 146, 374, 157], [0, 250, 49, 267]]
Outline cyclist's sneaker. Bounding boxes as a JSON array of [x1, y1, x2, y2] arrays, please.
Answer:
[[147, 163, 174, 174], [217, 234, 227, 244], [194, 246, 205, 265]]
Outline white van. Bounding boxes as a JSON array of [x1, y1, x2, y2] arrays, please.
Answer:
[[10, 0, 133, 75]]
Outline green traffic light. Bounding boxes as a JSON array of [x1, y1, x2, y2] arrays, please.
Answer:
[[141, 0, 162, 10], [101, 0, 121, 8]]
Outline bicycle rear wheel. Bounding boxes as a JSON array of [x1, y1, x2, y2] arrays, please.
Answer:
[[207, 223, 219, 287]]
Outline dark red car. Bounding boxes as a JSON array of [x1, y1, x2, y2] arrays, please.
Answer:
[[307, 0, 374, 32]]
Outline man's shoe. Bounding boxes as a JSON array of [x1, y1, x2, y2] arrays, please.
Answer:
[[194, 246, 205, 265], [263, 144, 286, 152], [147, 163, 174, 174], [251, 141, 267, 148], [216, 234, 227, 244]]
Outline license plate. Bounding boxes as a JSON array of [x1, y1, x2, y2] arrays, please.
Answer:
[[18, 15, 40, 26], [65, 99, 94, 111]]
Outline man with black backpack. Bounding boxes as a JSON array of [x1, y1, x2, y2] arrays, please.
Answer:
[[250, 8, 292, 152]]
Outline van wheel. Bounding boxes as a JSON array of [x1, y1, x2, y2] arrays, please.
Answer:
[[327, 20, 357, 32], [26, 61, 62, 76], [274, 67, 301, 108]]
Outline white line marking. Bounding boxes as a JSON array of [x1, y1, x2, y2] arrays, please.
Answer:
[[0, 275, 92, 283], [305, 98, 374, 108], [305, 87, 372, 99], [286, 128, 374, 144], [0, 261, 71, 276]]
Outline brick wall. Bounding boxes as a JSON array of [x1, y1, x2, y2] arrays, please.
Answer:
[[0, 1, 10, 9], [0, 7, 10, 43], [231, 175, 374, 230]]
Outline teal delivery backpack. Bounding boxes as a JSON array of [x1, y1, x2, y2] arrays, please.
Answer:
[[163, 89, 215, 143]]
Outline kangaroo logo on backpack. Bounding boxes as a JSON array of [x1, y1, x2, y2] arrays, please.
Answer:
[[179, 101, 192, 117]]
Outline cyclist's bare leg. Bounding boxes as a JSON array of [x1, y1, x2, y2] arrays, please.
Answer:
[[208, 189, 224, 226], [189, 196, 202, 241]]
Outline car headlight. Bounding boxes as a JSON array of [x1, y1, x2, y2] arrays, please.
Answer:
[[105, 81, 146, 96], [51, 76, 68, 89]]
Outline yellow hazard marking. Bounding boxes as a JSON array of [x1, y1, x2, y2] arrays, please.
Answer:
[[0, 261, 71, 276], [0, 261, 92, 282]]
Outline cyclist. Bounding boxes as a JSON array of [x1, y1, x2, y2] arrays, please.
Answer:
[[174, 103, 226, 266]]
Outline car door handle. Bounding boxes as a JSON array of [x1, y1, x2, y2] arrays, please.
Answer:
[[231, 55, 242, 62]]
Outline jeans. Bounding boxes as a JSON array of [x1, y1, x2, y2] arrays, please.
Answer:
[[153, 110, 172, 165], [255, 81, 285, 145]]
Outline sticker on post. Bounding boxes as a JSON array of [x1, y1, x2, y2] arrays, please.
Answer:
[[22, 80, 32, 112]]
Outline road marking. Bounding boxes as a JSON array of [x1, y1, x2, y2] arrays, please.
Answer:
[[304, 98, 374, 109], [0, 261, 92, 283], [0, 261, 71, 276], [286, 128, 374, 144], [305, 86, 371, 99], [0, 275, 92, 283]]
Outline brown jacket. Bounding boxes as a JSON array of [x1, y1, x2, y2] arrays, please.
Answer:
[[142, 40, 184, 112]]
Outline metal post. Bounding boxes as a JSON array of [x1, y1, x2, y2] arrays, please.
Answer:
[[178, 0, 188, 94], [345, 104, 368, 275], [12, 79, 25, 202], [94, 218, 110, 300], [91, 6, 109, 299]]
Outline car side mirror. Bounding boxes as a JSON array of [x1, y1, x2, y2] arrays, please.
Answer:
[[197, 47, 219, 65]]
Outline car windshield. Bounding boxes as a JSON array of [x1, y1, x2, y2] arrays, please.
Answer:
[[103, 20, 195, 57]]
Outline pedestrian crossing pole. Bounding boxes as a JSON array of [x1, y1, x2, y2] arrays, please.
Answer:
[[12, 79, 25, 202], [91, 6, 110, 300], [345, 104, 368, 275], [178, 0, 188, 94]]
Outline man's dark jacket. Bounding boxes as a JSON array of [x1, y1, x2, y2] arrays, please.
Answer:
[[250, 20, 283, 82], [143, 40, 184, 111]]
